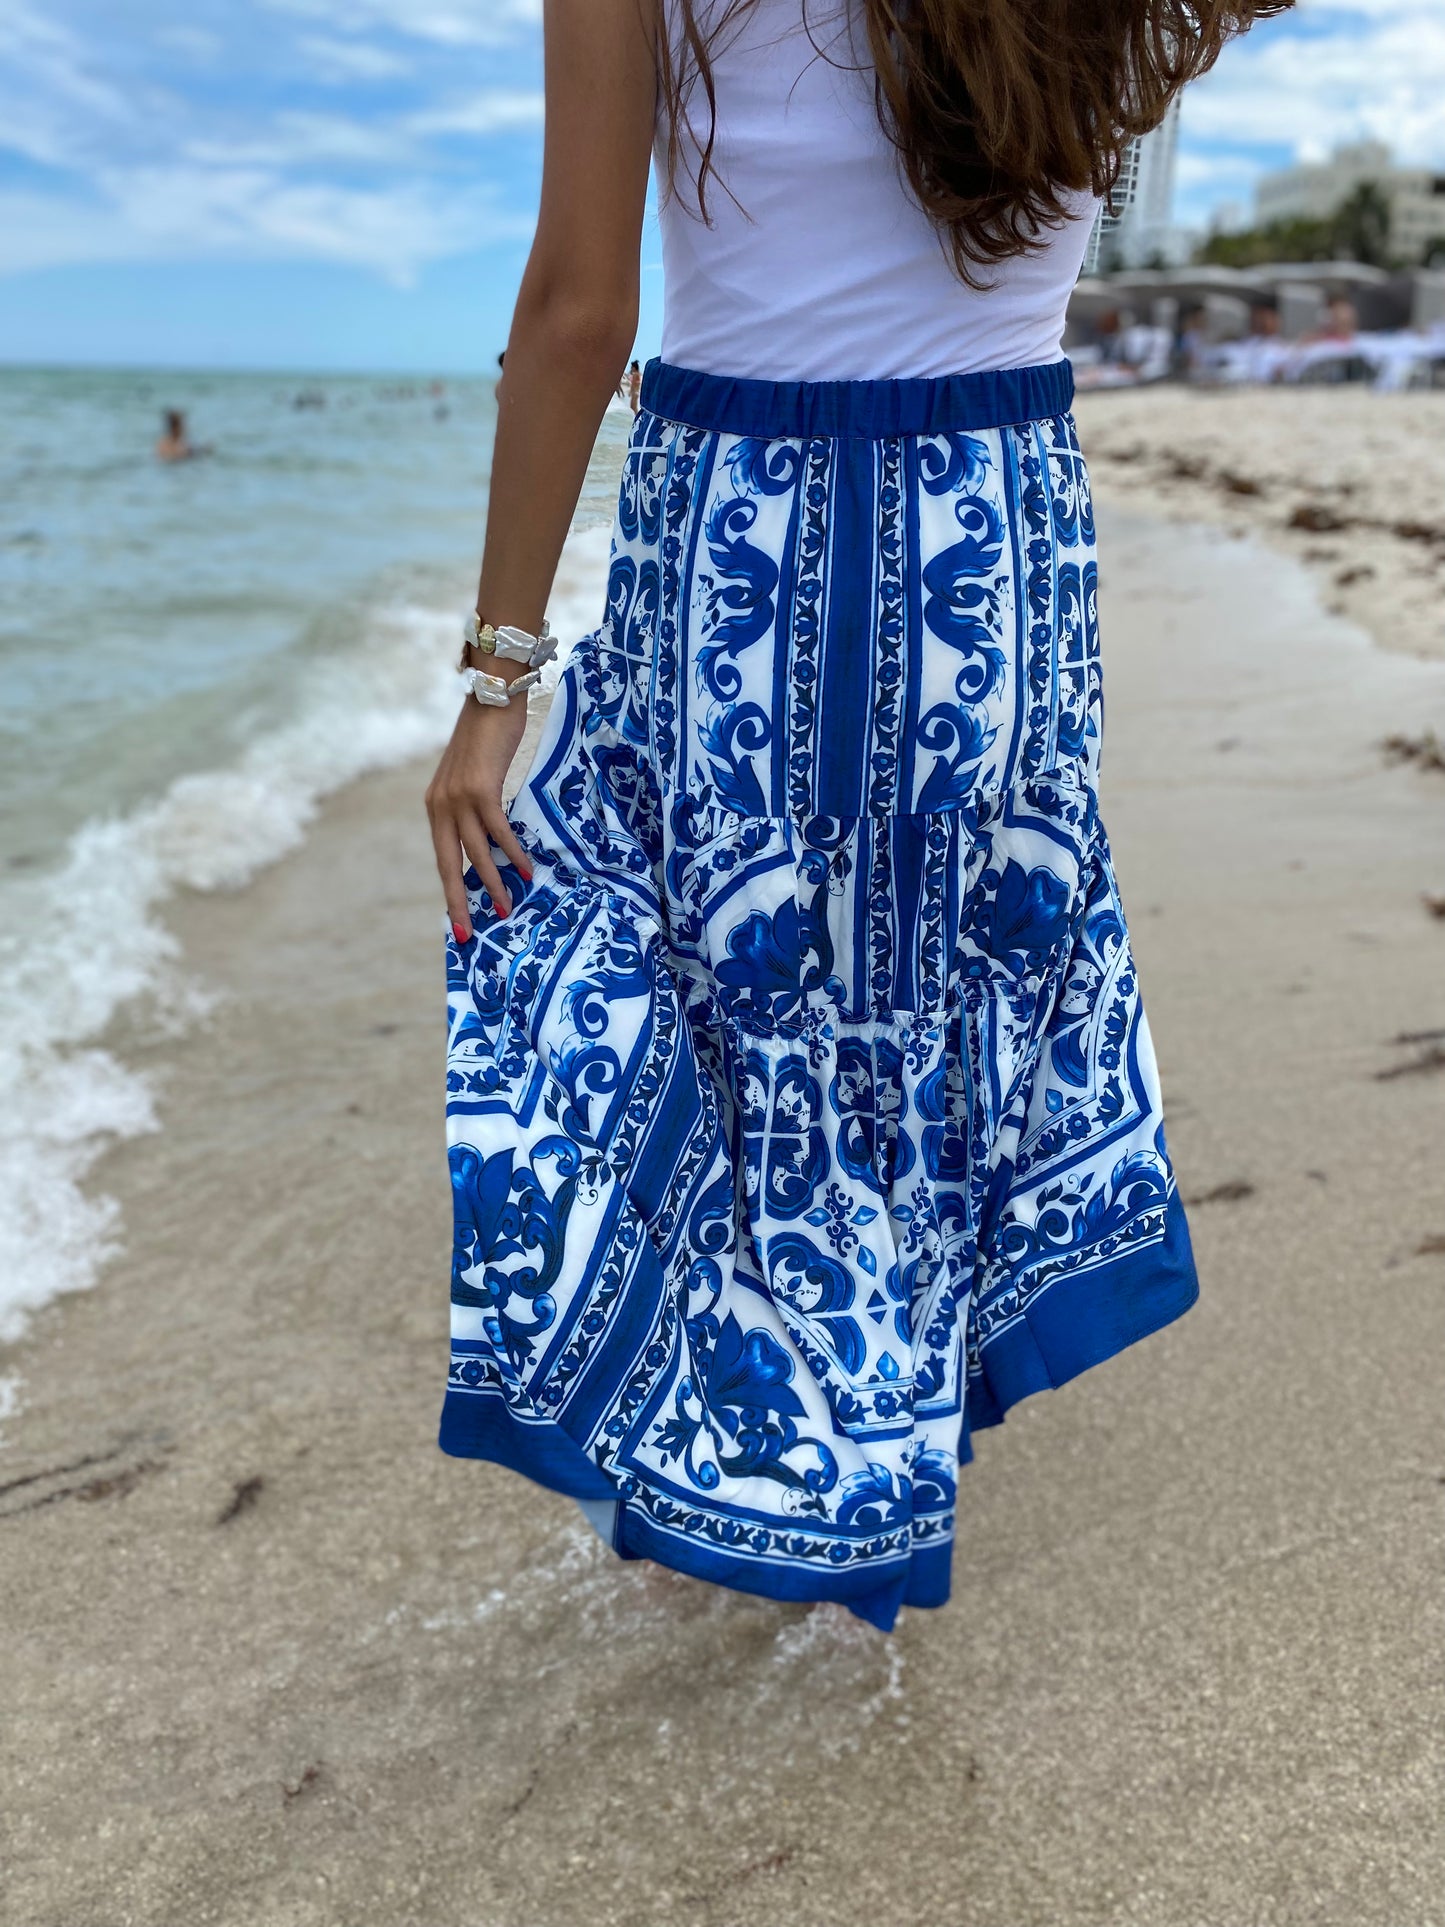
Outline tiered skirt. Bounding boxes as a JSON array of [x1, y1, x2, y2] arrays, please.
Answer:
[[439, 358, 1197, 1631]]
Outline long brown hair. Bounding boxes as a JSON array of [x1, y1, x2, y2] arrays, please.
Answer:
[[657, 0, 1292, 284]]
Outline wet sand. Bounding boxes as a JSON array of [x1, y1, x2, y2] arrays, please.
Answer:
[[1077, 386, 1445, 666], [3, 511, 1445, 1927]]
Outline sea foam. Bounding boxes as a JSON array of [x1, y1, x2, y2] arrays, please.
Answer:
[[0, 524, 612, 1349]]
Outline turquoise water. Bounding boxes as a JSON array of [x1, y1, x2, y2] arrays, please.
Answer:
[[0, 368, 627, 870], [0, 365, 628, 1338]]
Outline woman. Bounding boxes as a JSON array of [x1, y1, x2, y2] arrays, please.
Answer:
[[427, 0, 1286, 1631]]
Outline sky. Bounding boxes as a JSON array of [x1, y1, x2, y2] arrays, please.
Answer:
[[0, 0, 1440, 370]]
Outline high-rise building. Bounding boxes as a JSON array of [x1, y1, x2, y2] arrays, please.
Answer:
[[1085, 100, 1188, 273], [1254, 141, 1445, 264]]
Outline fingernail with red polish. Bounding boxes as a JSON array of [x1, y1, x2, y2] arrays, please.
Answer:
[[452, 921, 470, 945], [495, 901, 510, 920]]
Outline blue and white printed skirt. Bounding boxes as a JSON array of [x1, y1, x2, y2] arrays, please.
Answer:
[[440, 359, 1197, 1632]]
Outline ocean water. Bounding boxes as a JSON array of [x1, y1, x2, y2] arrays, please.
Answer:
[[0, 366, 627, 1342]]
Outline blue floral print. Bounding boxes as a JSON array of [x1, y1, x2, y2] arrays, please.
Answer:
[[439, 361, 1197, 1632]]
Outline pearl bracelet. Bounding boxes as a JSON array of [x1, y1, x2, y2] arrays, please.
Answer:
[[461, 612, 558, 671], [460, 664, 542, 708]]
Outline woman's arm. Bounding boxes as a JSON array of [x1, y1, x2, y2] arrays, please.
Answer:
[[427, 0, 657, 939]]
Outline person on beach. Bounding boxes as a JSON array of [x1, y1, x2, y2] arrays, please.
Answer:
[[627, 356, 643, 412], [1322, 295, 1359, 341], [426, 0, 1288, 1631]]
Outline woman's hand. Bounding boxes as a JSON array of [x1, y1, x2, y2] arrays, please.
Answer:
[[426, 690, 535, 941]]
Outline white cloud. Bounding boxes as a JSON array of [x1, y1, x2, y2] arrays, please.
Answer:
[[1174, 151, 1258, 192], [182, 112, 410, 171], [408, 90, 545, 137], [0, 189, 149, 275], [169, 93, 544, 172], [0, 0, 544, 281], [0, 170, 531, 282], [1187, 12, 1445, 164], [259, 0, 541, 47], [1176, 0, 1445, 222], [297, 34, 413, 84], [154, 25, 225, 63], [110, 166, 526, 281], [1, 5, 154, 165]]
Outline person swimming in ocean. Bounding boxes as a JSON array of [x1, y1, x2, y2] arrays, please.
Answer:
[[154, 410, 194, 463], [154, 409, 213, 463]]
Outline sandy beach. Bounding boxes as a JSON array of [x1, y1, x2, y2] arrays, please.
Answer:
[[1077, 387, 1445, 667], [4, 479, 1445, 1923]]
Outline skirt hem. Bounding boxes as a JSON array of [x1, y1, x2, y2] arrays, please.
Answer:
[[967, 1190, 1199, 1433], [439, 1207, 1197, 1634]]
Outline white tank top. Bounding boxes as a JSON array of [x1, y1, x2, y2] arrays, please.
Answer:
[[656, 0, 1097, 383]]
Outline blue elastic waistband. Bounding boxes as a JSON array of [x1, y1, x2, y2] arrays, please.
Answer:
[[640, 357, 1074, 439]]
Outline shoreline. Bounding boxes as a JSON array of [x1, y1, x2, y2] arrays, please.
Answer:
[[0, 520, 614, 1360], [3, 505, 1444, 1924]]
